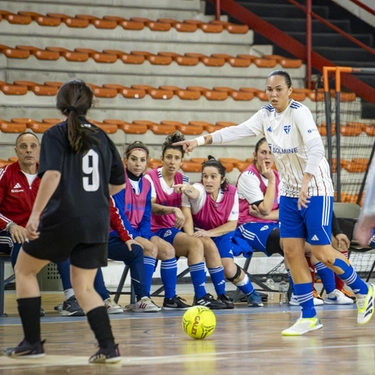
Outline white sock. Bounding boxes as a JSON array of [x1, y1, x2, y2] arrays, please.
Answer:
[[64, 288, 74, 301]]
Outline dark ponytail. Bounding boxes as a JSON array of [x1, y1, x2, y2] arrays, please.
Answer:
[[56, 79, 99, 154], [162, 131, 186, 158], [201, 155, 229, 191]]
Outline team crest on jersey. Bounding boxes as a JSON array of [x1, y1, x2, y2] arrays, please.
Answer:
[[267, 126, 272, 132], [283, 125, 291, 134], [163, 229, 172, 238], [260, 225, 269, 231]]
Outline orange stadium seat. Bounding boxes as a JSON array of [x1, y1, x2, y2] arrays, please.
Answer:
[[184, 19, 223, 33], [1, 11, 32, 25], [8, 156, 18, 163], [17, 11, 61, 26], [130, 51, 172, 65], [188, 121, 221, 133], [184, 53, 225, 67], [74, 48, 117, 63], [44, 81, 63, 89], [46, 47, 89, 62], [181, 161, 202, 173], [159, 85, 201, 100], [209, 20, 249, 34], [364, 125, 375, 136], [75, 14, 117, 29], [0, 119, 27, 133], [102, 16, 144, 30], [87, 84, 118, 98], [187, 86, 228, 100], [87, 119, 118, 134], [340, 125, 363, 137], [0, 44, 30, 59], [0, 159, 12, 167], [0, 81, 28, 95], [146, 122, 176, 135], [42, 118, 63, 124], [47, 13, 89, 28], [105, 120, 148, 134], [158, 52, 199, 66], [148, 158, 163, 169], [130, 17, 171, 31], [211, 53, 251, 68], [157, 18, 198, 32], [26, 121, 53, 133], [16, 45, 60, 60], [216, 121, 237, 128], [161, 121, 203, 135], [102, 50, 145, 64]]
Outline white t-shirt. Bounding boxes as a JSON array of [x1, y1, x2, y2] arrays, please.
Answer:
[[211, 100, 334, 198]]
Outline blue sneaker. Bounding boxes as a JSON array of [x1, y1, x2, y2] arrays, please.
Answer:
[[247, 290, 264, 307]]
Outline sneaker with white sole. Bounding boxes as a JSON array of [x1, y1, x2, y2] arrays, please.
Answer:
[[357, 283, 375, 325], [104, 298, 123, 314], [125, 297, 161, 313], [324, 289, 355, 305], [61, 296, 85, 316], [89, 343, 121, 364], [4, 339, 46, 358], [163, 295, 191, 311], [281, 317, 323, 336], [289, 293, 324, 306]]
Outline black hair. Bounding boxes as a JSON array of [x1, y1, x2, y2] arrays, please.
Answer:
[[16, 132, 40, 145], [124, 140, 149, 158], [253, 137, 268, 164], [201, 155, 229, 191], [162, 131, 185, 158], [56, 79, 99, 154], [268, 70, 292, 88]]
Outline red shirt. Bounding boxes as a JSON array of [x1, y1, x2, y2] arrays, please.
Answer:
[[0, 162, 40, 230]]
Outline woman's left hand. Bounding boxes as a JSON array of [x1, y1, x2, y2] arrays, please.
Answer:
[[192, 227, 212, 237]]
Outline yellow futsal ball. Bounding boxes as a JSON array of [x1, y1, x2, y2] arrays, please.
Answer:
[[182, 306, 216, 339]]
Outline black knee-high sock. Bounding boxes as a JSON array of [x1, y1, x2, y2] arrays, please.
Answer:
[[86, 306, 115, 348], [17, 297, 41, 344]]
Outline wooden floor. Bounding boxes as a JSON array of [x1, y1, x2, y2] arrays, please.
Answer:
[[1, 291, 375, 375]]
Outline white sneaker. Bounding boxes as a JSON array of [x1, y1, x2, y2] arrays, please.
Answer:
[[281, 317, 323, 336], [104, 298, 123, 314], [125, 297, 161, 313], [289, 293, 324, 306], [357, 284, 375, 325], [324, 289, 355, 305]]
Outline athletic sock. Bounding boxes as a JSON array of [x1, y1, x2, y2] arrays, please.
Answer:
[[208, 266, 226, 297], [64, 288, 75, 301], [86, 306, 115, 349], [286, 269, 295, 294], [335, 251, 348, 290], [143, 256, 157, 296], [315, 262, 336, 294], [235, 274, 254, 295], [189, 262, 207, 300], [333, 258, 368, 295], [160, 258, 178, 299], [17, 296, 41, 344], [294, 283, 316, 318]]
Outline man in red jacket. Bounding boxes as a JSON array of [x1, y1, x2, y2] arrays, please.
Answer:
[[0, 132, 84, 316]]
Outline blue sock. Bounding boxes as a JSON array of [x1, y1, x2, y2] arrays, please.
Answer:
[[56, 259, 72, 290], [333, 258, 368, 295], [94, 268, 110, 300], [286, 269, 295, 294], [315, 262, 335, 294], [161, 258, 177, 299], [189, 262, 207, 299], [235, 274, 254, 295], [143, 256, 156, 296], [294, 282, 316, 318], [208, 266, 226, 297]]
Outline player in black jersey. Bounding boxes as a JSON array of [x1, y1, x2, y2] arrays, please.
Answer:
[[4, 79, 126, 364]]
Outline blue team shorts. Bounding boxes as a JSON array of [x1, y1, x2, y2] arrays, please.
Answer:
[[279, 196, 333, 246], [153, 227, 181, 245], [212, 231, 253, 259], [235, 222, 279, 255], [369, 229, 375, 247]]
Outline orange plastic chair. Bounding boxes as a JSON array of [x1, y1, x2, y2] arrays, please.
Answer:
[[107, 120, 148, 134], [364, 125, 375, 136], [42, 118, 63, 124], [184, 53, 225, 67], [158, 52, 199, 66], [87, 84, 118, 98], [18, 11, 61, 26], [131, 51, 172, 65], [88, 120, 118, 134], [45, 46, 89, 62], [157, 18, 198, 32], [0, 81, 28, 95], [340, 125, 362, 137], [147, 123, 176, 135], [75, 14, 117, 29], [161, 121, 203, 135], [26, 121, 53, 133], [47, 13, 89, 28], [188, 121, 222, 133], [187, 86, 228, 100], [181, 161, 202, 173], [211, 53, 251, 68], [74, 48, 117, 63], [148, 158, 163, 169], [4, 12, 32, 25], [159, 85, 201, 100], [209, 20, 248, 34], [215, 121, 237, 128], [0, 44, 30, 59], [102, 50, 145, 64], [130, 17, 171, 31], [0, 119, 27, 133], [16, 45, 60, 60]]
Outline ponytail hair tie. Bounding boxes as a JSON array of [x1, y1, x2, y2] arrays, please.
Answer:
[[67, 106, 77, 114]]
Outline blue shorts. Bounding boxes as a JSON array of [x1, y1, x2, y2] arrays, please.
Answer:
[[212, 232, 253, 259], [153, 227, 181, 245], [235, 222, 279, 255], [369, 229, 375, 247], [279, 196, 333, 245]]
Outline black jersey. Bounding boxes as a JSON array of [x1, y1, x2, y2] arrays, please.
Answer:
[[38, 118, 125, 243]]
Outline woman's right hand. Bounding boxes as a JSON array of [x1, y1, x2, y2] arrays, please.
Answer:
[[25, 214, 40, 241], [172, 139, 198, 154]]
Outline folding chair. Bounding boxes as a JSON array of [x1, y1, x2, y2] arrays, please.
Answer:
[[0, 253, 15, 316], [108, 265, 136, 305]]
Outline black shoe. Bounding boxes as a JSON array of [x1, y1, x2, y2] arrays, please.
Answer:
[[194, 293, 226, 310], [163, 295, 191, 311], [61, 296, 85, 316], [89, 343, 121, 364], [40, 308, 45, 317], [4, 339, 45, 358], [218, 294, 234, 309]]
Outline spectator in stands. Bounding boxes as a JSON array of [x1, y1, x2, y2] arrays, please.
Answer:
[[105, 140, 190, 312], [144, 132, 228, 309], [174, 155, 264, 307], [173, 69, 374, 335], [233, 137, 353, 306], [0, 132, 84, 317]]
